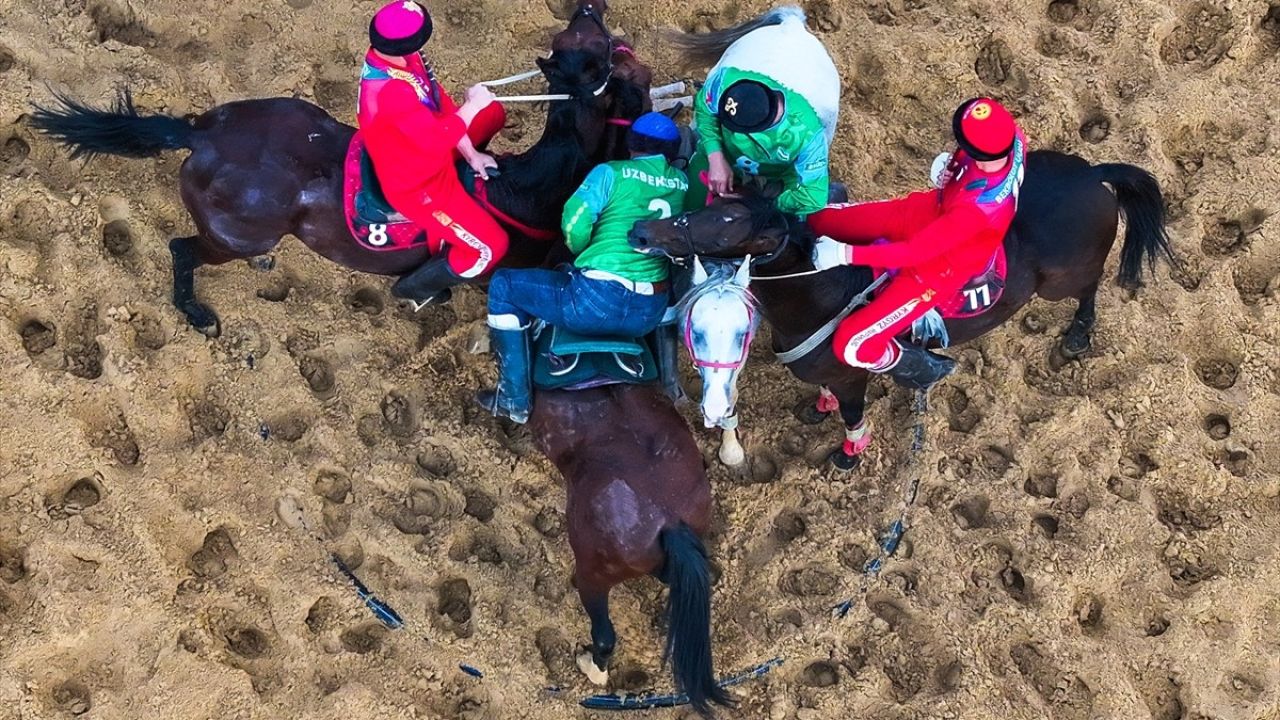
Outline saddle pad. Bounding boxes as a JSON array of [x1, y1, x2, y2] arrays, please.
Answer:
[[532, 325, 658, 391], [342, 134, 430, 253], [870, 244, 1008, 321], [549, 326, 646, 357], [937, 245, 1008, 319]]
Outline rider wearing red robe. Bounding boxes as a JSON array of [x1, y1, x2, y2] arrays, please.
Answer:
[[358, 0, 509, 306], [808, 97, 1026, 389]]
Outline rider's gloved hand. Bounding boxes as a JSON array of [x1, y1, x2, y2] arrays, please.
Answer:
[[464, 83, 497, 110], [930, 152, 954, 189], [811, 235, 853, 271]]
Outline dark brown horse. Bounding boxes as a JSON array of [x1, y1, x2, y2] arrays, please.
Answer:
[[529, 383, 732, 716], [28, 1, 648, 336], [628, 150, 1175, 470]]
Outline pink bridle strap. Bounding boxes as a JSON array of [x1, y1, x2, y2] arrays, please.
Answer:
[[607, 118, 632, 126], [698, 170, 715, 206]]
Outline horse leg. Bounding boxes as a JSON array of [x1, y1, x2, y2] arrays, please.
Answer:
[[826, 374, 872, 472], [794, 385, 840, 425], [169, 236, 220, 336], [718, 414, 745, 467], [575, 583, 616, 686], [1061, 282, 1098, 358]]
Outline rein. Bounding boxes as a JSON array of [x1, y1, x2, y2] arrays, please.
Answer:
[[473, 181, 559, 242]]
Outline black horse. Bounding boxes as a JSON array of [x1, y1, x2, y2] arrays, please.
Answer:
[[629, 150, 1175, 469], [27, 1, 650, 336]]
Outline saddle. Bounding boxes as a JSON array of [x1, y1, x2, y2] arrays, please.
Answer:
[[531, 324, 658, 391], [870, 245, 1008, 350], [342, 134, 560, 252], [341, 134, 429, 252]]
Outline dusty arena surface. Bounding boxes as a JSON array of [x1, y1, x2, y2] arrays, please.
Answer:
[[2, 0, 1279, 718]]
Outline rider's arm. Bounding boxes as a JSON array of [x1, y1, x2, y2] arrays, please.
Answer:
[[562, 164, 615, 254], [375, 81, 467, 173], [850, 204, 987, 269], [694, 69, 726, 155], [775, 132, 829, 217]]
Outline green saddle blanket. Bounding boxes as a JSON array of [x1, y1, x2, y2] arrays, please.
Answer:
[[532, 325, 658, 391], [355, 148, 409, 226]]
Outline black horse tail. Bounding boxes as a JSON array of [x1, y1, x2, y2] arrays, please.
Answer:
[[28, 88, 194, 161], [659, 523, 733, 717], [1096, 163, 1175, 288], [666, 5, 806, 67]]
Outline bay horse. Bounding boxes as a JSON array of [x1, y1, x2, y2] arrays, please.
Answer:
[[527, 382, 731, 715], [27, 1, 649, 337], [628, 150, 1175, 469]]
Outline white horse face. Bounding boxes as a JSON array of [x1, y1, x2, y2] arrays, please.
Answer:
[[680, 258, 757, 428]]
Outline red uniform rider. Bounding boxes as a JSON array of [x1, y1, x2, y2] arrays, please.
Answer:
[[809, 97, 1026, 389], [358, 0, 509, 306]]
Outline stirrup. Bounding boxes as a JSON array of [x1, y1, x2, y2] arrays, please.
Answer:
[[406, 288, 452, 312]]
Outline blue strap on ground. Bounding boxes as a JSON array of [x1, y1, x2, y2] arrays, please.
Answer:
[[579, 657, 783, 711], [331, 553, 405, 630]]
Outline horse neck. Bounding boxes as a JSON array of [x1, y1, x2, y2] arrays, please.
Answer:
[[485, 105, 598, 230], [750, 236, 871, 347]]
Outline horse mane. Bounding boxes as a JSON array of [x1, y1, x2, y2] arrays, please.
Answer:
[[499, 52, 596, 182], [675, 260, 758, 317]]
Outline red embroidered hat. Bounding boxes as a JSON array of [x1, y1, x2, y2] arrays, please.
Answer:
[[370, 1, 433, 57], [951, 97, 1017, 161]]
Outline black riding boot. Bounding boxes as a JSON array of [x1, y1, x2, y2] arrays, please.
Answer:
[[651, 322, 685, 403], [885, 343, 956, 390], [474, 326, 533, 424], [391, 254, 460, 307]]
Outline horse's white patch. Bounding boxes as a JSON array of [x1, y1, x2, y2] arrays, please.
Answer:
[[577, 652, 610, 686], [707, 7, 841, 143], [685, 278, 755, 428]]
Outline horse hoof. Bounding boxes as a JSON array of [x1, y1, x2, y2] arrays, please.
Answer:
[[576, 652, 609, 686], [794, 399, 829, 426], [184, 305, 221, 338], [1060, 334, 1091, 359], [828, 448, 861, 472], [719, 444, 746, 467], [246, 255, 275, 272]]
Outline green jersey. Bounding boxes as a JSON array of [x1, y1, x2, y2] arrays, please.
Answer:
[[693, 67, 830, 216], [561, 155, 689, 283]]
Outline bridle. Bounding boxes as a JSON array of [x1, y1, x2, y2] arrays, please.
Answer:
[[665, 201, 797, 276]]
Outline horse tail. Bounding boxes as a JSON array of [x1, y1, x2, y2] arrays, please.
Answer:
[[28, 88, 195, 161], [659, 523, 733, 717], [666, 5, 806, 67], [1095, 163, 1175, 288]]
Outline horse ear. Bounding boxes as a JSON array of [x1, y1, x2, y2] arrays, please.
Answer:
[[692, 255, 709, 285], [734, 255, 752, 287]]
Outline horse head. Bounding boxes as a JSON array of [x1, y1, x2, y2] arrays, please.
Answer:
[[677, 256, 759, 429], [539, 1, 651, 162], [629, 188, 791, 261]]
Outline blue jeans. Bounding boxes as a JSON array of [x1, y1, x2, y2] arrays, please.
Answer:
[[488, 268, 670, 337]]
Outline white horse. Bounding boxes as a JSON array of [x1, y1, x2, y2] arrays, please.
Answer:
[[675, 256, 759, 466]]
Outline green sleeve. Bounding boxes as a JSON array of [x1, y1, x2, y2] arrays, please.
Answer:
[[775, 130, 830, 217], [562, 164, 615, 254], [694, 68, 726, 155]]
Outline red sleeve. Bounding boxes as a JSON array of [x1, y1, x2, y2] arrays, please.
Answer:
[[850, 204, 987, 269], [374, 81, 466, 171], [437, 82, 459, 114]]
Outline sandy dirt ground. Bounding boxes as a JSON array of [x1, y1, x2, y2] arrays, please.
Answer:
[[2, 0, 1279, 718]]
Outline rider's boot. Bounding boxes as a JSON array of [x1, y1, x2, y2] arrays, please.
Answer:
[[391, 254, 460, 308], [651, 321, 686, 403], [474, 323, 533, 424], [884, 342, 956, 390]]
